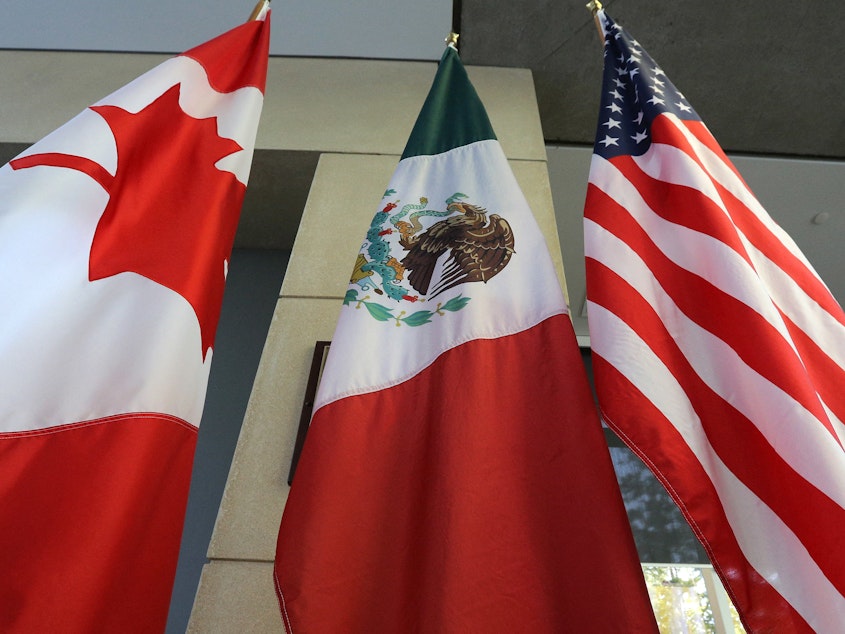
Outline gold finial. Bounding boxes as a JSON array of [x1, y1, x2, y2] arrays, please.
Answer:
[[586, 0, 603, 13], [446, 32, 460, 50]]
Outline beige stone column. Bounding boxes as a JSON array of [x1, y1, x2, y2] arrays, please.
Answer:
[[188, 56, 565, 631]]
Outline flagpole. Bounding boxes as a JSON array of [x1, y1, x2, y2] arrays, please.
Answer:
[[248, 0, 269, 21], [585, 1, 604, 42]]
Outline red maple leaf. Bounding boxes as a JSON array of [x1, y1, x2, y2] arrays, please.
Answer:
[[13, 84, 246, 359]]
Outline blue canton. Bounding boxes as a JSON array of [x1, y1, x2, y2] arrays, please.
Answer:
[[594, 13, 701, 159]]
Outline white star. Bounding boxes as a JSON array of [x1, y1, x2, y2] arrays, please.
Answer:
[[609, 89, 623, 100], [606, 102, 623, 114], [629, 67, 640, 79], [631, 130, 649, 143], [633, 111, 644, 125], [603, 118, 622, 129], [648, 95, 665, 106], [615, 65, 627, 76], [654, 68, 666, 77], [613, 78, 626, 88], [617, 53, 626, 64], [600, 135, 619, 147], [676, 101, 692, 112], [653, 78, 665, 87], [651, 85, 664, 94]]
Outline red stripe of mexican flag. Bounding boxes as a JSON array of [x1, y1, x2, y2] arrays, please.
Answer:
[[274, 46, 657, 632], [0, 5, 270, 631]]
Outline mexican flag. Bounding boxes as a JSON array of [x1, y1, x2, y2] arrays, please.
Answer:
[[274, 45, 656, 632], [0, 5, 269, 631]]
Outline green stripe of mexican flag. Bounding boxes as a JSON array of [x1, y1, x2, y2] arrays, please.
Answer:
[[401, 47, 496, 160]]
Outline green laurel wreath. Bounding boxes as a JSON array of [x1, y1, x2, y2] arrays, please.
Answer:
[[343, 289, 471, 327]]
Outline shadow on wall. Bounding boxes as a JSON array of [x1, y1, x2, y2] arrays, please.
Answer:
[[166, 248, 290, 634]]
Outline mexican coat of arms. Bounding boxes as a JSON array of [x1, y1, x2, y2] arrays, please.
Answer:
[[345, 191, 515, 326]]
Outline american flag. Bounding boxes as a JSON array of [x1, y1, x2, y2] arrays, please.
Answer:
[[584, 10, 845, 632]]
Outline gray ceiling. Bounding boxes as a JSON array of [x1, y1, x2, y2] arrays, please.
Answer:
[[461, 0, 844, 159]]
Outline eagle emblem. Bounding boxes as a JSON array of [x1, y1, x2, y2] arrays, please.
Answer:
[[400, 200, 515, 299], [345, 192, 515, 326]]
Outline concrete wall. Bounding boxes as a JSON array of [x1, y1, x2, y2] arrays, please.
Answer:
[[187, 56, 563, 630]]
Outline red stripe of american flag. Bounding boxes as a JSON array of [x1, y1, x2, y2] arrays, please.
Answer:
[[585, 110, 845, 632]]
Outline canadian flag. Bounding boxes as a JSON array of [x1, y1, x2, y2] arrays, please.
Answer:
[[0, 5, 269, 632]]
